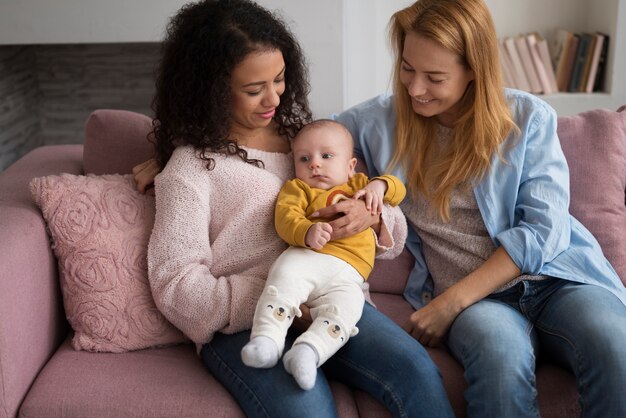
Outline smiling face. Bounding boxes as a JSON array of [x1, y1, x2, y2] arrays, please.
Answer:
[[292, 122, 357, 190], [230, 49, 286, 135], [399, 32, 474, 127]]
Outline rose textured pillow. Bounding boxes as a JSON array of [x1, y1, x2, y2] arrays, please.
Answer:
[[30, 173, 187, 352]]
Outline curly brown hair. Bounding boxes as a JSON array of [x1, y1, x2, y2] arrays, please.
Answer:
[[151, 0, 312, 169]]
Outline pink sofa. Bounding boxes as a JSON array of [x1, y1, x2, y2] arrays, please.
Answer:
[[1, 105, 625, 417]]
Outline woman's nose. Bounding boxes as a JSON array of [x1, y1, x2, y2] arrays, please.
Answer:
[[407, 76, 426, 96], [263, 86, 281, 107]]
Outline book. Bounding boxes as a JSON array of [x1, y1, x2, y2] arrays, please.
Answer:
[[556, 33, 579, 92], [526, 33, 556, 94], [532, 32, 559, 94], [568, 33, 593, 92], [593, 32, 610, 92], [578, 33, 598, 92], [514, 35, 543, 93], [503, 36, 531, 92], [550, 29, 572, 70], [498, 39, 518, 89], [583, 33, 604, 93], [551, 29, 578, 92]]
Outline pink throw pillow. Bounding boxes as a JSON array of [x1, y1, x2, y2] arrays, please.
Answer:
[[30, 173, 188, 352], [558, 106, 626, 285]]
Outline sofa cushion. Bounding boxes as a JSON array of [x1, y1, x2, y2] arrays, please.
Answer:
[[30, 173, 187, 352], [20, 337, 361, 418], [368, 248, 415, 294], [83, 109, 155, 175], [557, 106, 626, 284], [20, 339, 245, 418]]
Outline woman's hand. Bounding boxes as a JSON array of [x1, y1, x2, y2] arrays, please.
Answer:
[[132, 158, 161, 194], [403, 247, 521, 347], [312, 198, 380, 240], [291, 304, 312, 332], [402, 293, 462, 348]]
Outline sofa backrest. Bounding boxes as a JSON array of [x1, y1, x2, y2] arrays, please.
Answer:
[[81, 106, 626, 294], [83, 109, 154, 175]]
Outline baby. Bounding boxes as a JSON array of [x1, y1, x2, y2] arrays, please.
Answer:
[[241, 119, 406, 390]]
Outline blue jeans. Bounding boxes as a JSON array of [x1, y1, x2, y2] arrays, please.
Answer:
[[446, 278, 626, 418], [201, 302, 454, 418]]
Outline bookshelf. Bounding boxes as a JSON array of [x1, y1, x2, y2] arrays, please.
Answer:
[[486, 0, 626, 115]]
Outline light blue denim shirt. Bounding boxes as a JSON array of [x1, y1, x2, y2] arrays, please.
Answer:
[[334, 89, 626, 309]]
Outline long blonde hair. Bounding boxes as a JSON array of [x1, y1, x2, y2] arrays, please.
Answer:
[[389, 0, 518, 221]]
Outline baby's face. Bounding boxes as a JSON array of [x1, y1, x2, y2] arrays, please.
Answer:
[[292, 126, 356, 190]]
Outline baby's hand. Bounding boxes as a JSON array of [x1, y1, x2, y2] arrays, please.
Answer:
[[352, 179, 388, 215], [305, 222, 333, 249]]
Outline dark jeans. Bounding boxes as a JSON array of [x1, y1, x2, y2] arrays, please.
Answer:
[[201, 302, 454, 418]]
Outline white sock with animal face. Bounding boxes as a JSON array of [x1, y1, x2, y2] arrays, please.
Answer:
[[241, 335, 280, 368], [282, 343, 319, 390]]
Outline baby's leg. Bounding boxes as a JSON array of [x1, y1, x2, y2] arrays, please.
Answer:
[[284, 273, 364, 390], [243, 248, 316, 368], [242, 284, 302, 368]]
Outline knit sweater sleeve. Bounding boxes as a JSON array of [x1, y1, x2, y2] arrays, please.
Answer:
[[375, 201, 408, 260], [148, 167, 265, 344], [349, 173, 408, 260]]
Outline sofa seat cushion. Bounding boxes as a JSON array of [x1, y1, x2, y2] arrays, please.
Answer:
[[20, 339, 243, 418], [19, 337, 361, 418]]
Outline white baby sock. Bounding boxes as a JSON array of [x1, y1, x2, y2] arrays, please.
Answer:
[[241, 336, 279, 368], [282, 343, 319, 390]]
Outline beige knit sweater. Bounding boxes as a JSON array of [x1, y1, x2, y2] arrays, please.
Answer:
[[148, 145, 407, 345]]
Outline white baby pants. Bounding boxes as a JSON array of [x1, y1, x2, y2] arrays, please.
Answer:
[[251, 246, 365, 365]]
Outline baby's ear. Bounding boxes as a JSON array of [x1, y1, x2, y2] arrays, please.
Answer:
[[348, 157, 357, 174]]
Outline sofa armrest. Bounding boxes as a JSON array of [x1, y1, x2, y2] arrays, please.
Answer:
[[0, 145, 82, 418]]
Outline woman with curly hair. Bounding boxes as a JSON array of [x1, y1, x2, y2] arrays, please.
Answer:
[[136, 0, 454, 417]]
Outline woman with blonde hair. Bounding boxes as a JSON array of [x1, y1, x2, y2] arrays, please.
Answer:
[[335, 0, 626, 416]]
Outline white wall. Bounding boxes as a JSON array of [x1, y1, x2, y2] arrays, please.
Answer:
[[0, 0, 183, 44], [341, 0, 412, 110], [262, 1, 344, 118], [1, 0, 623, 116]]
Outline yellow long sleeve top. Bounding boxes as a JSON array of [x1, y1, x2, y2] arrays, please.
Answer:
[[274, 173, 406, 279]]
